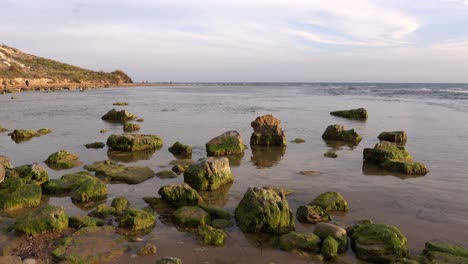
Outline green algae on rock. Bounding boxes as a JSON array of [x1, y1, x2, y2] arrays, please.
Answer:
[[172, 206, 211, 227], [235, 186, 294, 234], [84, 160, 155, 184], [206, 131, 247, 156], [84, 142, 106, 149], [101, 108, 137, 123], [106, 134, 163, 152], [278, 231, 321, 252], [45, 150, 83, 170], [170, 159, 193, 174], [14, 205, 68, 236], [296, 205, 331, 224], [378, 131, 408, 144], [52, 226, 128, 263], [8, 128, 52, 143], [198, 225, 226, 246], [321, 124, 362, 143], [156, 257, 182, 264], [250, 114, 287, 146], [112, 102, 128, 106], [363, 141, 429, 175], [423, 242, 468, 262], [158, 183, 202, 208], [290, 138, 305, 143], [156, 170, 179, 179], [0, 177, 41, 210], [168, 141, 193, 157], [321, 236, 339, 259], [111, 197, 130, 213], [7, 163, 49, 185], [123, 122, 140, 132], [324, 151, 338, 158], [310, 192, 349, 212], [330, 108, 368, 120], [69, 215, 104, 228], [198, 204, 232, 220], [313, 223, 348, 252], [138, 243, 157, 256], [184, 157, 233, 191], [88, 204, 117, 218], [119, 208, 155, 231]]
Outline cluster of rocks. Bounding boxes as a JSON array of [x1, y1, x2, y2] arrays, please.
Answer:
[[8, 128, 52, 143]]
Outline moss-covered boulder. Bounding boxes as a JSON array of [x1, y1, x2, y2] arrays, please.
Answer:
[[156, 257, 182, 264], [278, 231, 321, 252], [111, 197, 130, 213], [296, 205, 331, 224], [52, 226, 128, 263], [84, 160, 155, 184], [156, 170, 178, 179], [324, 151, 338, 158], [119, 208, 155, 231], [330, 108, 368, 120], [69, 215, 104, 228], [14, 205, 68, 236], [172, 206, 211, 227], [158, 183, 202, 208], [423, 242, 468, 263], [0, 177, 41, 210], [123, 122, 140, 132], [184, 157, 233, 191], [170, 159, 193, 174], [235, 186, 294, 234], [198, 225, 226, 246], [321, 236, 339, 259], [198, 204, 232, 220], [45, 150, 83, 170], [363, 141, 428, 175], [88, 204, 117, 218], [378, 131, 407, 144], [322, 124, 362, 143], [310, 192, 348, 212], [106, 134, 163, 152], [250, 114, 287, 146], [84, 142, 106, 149], [349, 223, 408, 263], [168, 141, 192, 157], [206, 131, 246, 156], [313, 223, 348, 252], [7, 163, 49, 185], [101, 108, 137, 123]]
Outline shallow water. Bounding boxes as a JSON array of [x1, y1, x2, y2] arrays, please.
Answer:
[[1, 84, 468, 263]]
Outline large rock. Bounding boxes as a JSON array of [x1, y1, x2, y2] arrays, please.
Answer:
[[119, 208, 155, 231], [106, 134, 163, 152], [423, 242, 468, 263], [14, 205, 68, 236], [184, 157, 233, 191], [321, 124, 362, 143], [330, 108, 368, 120], [296, 205, 331, 224], [313, 223, 348, 252], [278, 231, 321, 252], [349, 223, 408, 263], [250, 114, 287, 146], [235, 186, 294, 234], [101, 108, 137, 123], [172, 206, 211, 227], [158, 183, 202, 208], [378, 131, 407, 144], [0, 177, 41, 210], [6, 163, 49, 185], [168, 141, 192, 157], [310, 192, 349, 212], [363, 141, 428, 175], [206, 131, 246, 156], [45, 150, 83, 170], [84, 160, 155, 184]]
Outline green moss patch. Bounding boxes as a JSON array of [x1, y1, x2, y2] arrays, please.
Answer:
[[14, 205, 68, 236]]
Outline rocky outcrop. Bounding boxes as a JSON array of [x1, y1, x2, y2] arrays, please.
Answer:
[[106, 134, 163, 152], [168, 141, 192, 157], [330, 108, 368, 120], [184, 157, 233, 191], [250, 114, 287, 146], [321, 124, 362, 143], [84, 160, 155, 184], [378, 131, 408, 144], [310, 192, 349, 212], [101, 109, 137, 123], [158, 183, 202, 208], [235, 186, 294, 234], [6, 163, 49, 185], [205, 131, 246, 156], [14, 205, 68, 236], [45, 150, 83, 170]]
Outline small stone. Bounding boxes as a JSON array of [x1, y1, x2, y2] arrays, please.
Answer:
[[330, 108, 368, 120], [290, 138, 305, 143], [324, 151, 338, 158], [84, 142, 105, 149], [168, 141, 192, 157]]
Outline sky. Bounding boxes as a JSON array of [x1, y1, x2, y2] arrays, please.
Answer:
[[1, 0, 468, 83]]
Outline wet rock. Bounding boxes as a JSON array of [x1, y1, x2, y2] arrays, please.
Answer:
[[156, 257, 182, 264], [278, 231, 321, 252], [313, 223, 348, 252], [324, 151, 338, 158], [85, 142, 106, 149], [6, 163, 49, 185], [170, 159, 193, 174], [330, 108, 368, 120], [198, 204, 232, 220], [88, 204, 117, 218], [184, 157, 233, 191], [8, 128, 52, 143], [101, 108, 137, 123], [158, 183, 202, 208], [264, 186, 294, 196], [14, 205, 68, 236], [37, 128, 52, 135], [172, 206, 211, 227], [296, 205, 331, 224], [290, 138, 305, 144], [0, 177, 42, 210], [0, 155, 13, 169], [198, 225, 226, 246], [206, 131, 246, 156], [310, 191, 349, 212], [168, 141, 193, 157], [423, 242, 468, 263], [321, 236, 339, 259], [156, 170, 178, 179], [363, 141, 428, 175], [106, 134, 163, 152], [84, 160, 155, 184], [322, 124, 362, 143], [111, 197, 130, 213], [250, 114, 287, 146], [123, 122, 140, 132], [138, 243, 157, 256], [136, 118, 144, 122], [235, 186, 294, 234], [69, 215, 104, 228], [349, 223, 408, 263], [52, 226, 128, 263], [143, 197, 172, 211], [112, 102, 128, 106], [45, 150, 83, 170], [211, 219, 234, 229], [378, 131, 407, 144], [119, 208, 155, 231]]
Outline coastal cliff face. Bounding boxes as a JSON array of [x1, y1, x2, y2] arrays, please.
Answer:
[[0, 45, 133, 91]]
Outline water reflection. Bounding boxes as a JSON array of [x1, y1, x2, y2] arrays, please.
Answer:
[[198, 182, 233, 207], [250, 146, 286, 168], [324, 140, 359, 150], [362, 162, 424, 179], [107, 149, 158, 163], [226, 152, 244, 167]]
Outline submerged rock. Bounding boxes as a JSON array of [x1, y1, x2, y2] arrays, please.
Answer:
[[14, 205, 68, 236], [290, 138, 305, 143], [112, 102, 128, 106], [84, 160, 155, 184], [156, 257, 182, 264], [138, 243, 157, 256], [250, 114, 287, 146], [69, 215, 104, 228], [313, 223, 348, 252], [119, 208, 155, 231], [0, 124, 8, 133], [111, 197, 130, 213], [8, 128, 52, 143], [45, 150, 83, 170], [170, 159, 193, 174], [321, 236, 339, 259], [106, 134, 163, 152], [423, 242, 468, 263], [123, 122, 140, 132], [378, 131, 408, 144], [296, 205, 331, 224], [198, 225, 226, 246], [206, 131, 246, 156], [235, 186, 294, 234], [168, 141, 192, 157], [322, 124, 362, 143], [363, 141, 428, 175], [330, 108, 368, 120], [184, 157, 233, 191], [158, 183, 202, 208], [101, 108, 137, 123], [84, 142, 106, 149], [172, 206, 211, 227], [88, 204, 117, 218], [324, 151, 338, 158], [310, 192, 349, 212], [278, 231, 321, 252], [211, 219, 234, 229], [156, 170, 178, 179], [198, 204, 232, 220], [0, 177, 41, 210]]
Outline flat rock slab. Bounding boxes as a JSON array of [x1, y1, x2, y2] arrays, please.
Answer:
[[84, 160, 155, 184]]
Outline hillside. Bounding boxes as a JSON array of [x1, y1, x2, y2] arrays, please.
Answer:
[[0, 45, 133, 91]]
